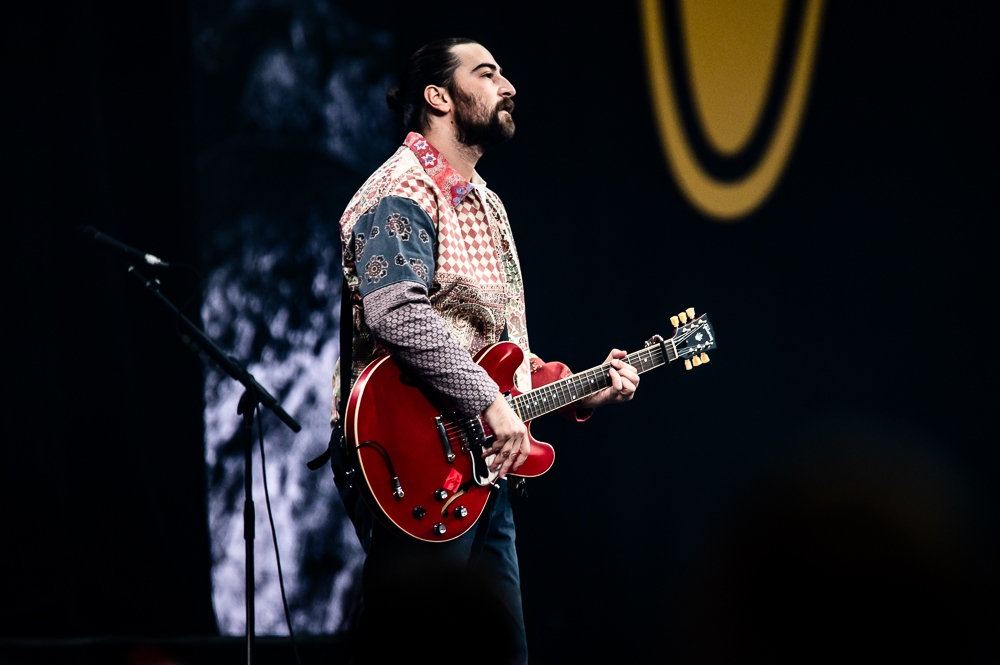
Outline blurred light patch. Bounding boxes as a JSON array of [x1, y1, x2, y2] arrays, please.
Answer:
[[192, 0, 396, 634]]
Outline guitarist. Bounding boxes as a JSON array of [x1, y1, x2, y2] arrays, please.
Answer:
[[331, 38, 641, 661]]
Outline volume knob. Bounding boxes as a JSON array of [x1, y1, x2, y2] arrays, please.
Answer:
[[411, 506, 426, 519], [434, 488, 449, 501], [432, 522, 447, 536], [453, 505, 468, 519]]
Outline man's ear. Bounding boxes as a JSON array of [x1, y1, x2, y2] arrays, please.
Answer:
[[423, 85, 451, 115]]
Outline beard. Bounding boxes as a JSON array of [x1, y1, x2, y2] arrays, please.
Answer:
[[452, 89, 516, 150]]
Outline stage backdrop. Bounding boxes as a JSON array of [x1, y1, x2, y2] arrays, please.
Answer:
[[191, 2, 1000, 658]]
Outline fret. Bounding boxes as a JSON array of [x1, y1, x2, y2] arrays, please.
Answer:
[[558, 376, 573, 404], [567, 374, 582, 401], [511, 343, 675, 422], [505, 314, 716, 424], [547, 383, 559, 412]]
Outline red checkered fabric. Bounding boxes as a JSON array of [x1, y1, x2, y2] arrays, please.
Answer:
[[437, 193, 503, 284], [390, 172, 439, 221]]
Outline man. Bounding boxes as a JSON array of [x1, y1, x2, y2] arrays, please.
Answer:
[[331, 38, 640, 661]]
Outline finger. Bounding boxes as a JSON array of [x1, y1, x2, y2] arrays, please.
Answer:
[[504, 431, 528, 475], [504, 432, 524, 469], [611, 348, 626, 359], [491, 443, 513, 471], [497, 447, 515, 477], [613, 359, 638, 377], [494, 428, 526, 471], [619, 377, 637, 398], [609, 367, 622, 392], [484, 433, 510, 457], [619, 366, 640, 384], [486, 432, 507, 461], [511, 437, 530, 471]]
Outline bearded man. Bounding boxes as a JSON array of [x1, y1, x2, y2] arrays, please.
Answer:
[[330, 38, 640, 661]]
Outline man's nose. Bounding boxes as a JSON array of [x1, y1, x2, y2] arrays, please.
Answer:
[[499, 75, 516, 97]]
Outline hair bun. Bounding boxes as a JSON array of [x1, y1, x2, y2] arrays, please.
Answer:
[[386, 86, 404, 114]]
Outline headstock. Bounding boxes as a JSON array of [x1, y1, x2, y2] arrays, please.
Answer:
[[667, 307, 716, 370]]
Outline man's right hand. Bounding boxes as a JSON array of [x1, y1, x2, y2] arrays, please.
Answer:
[[482, 393, 529, 478]]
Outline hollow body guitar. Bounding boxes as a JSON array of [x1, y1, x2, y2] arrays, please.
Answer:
[[345, 310, 716, 542]]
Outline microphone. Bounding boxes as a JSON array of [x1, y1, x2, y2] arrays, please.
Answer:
[[80, 225, 170, 267]]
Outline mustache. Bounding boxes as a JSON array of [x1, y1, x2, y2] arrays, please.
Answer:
[[497, 98, 515, 114]]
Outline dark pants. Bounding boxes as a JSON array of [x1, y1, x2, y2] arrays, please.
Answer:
[[342, 480, 528, 664]]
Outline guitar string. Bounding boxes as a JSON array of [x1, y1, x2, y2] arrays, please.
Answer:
[[438, 347, 666, 433], [437, 319, 713, 432], [446, 344, 671, 428], [437, 343, 679, 437], [437, 328, 712, 435]]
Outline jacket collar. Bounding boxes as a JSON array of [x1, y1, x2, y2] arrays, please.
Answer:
[[404, 132, 485, 208]]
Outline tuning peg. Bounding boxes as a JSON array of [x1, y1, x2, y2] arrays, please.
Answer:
[[686, 307, 696, 319], [670, 315, 679, 328], [700, 352, 710, 364], [691, 355, 702, 367], [678, 311, 688, 324], [684, 359, 692, 370]]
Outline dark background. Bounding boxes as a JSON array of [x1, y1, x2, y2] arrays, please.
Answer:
[[4, 1, 997, 663]]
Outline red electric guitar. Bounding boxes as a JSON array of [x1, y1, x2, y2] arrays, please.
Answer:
[[345, 308, 717, 542]]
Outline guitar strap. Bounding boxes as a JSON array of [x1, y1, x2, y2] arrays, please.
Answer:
[[307, 278, 352, 471], [307, 279, 373, 549]]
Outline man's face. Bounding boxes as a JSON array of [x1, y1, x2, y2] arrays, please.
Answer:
[[448, 43, 517, 149]]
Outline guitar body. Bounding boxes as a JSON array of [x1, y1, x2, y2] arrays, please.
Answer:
[[345, 341, 555, 542]]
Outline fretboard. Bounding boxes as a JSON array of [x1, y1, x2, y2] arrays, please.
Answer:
[[511, 341, 676, 422]]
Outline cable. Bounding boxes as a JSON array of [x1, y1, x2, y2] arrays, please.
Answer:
[[256, 406, 304, 665], [356, 440, 404, 498]]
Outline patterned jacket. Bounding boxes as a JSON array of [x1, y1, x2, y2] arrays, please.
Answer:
[[331, 133, 532, 421]]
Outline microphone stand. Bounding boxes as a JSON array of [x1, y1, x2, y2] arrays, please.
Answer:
[[128, 265, 300, 665]]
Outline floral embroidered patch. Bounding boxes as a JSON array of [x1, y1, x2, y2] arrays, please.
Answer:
[[364, 254, 388, 284], [451, 183, 475, 208], [385, 212, 412, 241], [354, 233, 366, 258], [408, 257, 429, 283], [370, 225, 379, 239], [410, 138, 438, 168], [394, 253, 406, 266], [418, 229, 430, 243]]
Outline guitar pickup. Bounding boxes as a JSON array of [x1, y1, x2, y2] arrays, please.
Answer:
[[434, 416, 457, 463]]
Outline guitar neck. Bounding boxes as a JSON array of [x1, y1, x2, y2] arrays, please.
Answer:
[[511, 342, 677, 422]]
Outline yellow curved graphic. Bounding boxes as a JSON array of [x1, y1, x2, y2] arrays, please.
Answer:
[[682, 0, 786, 156], [640, 0, 825, 221]]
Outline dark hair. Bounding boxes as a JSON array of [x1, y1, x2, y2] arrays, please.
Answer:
[[386, 38, 479, 132]]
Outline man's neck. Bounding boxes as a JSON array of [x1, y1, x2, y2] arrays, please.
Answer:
[[422, 122, 483, 182]]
